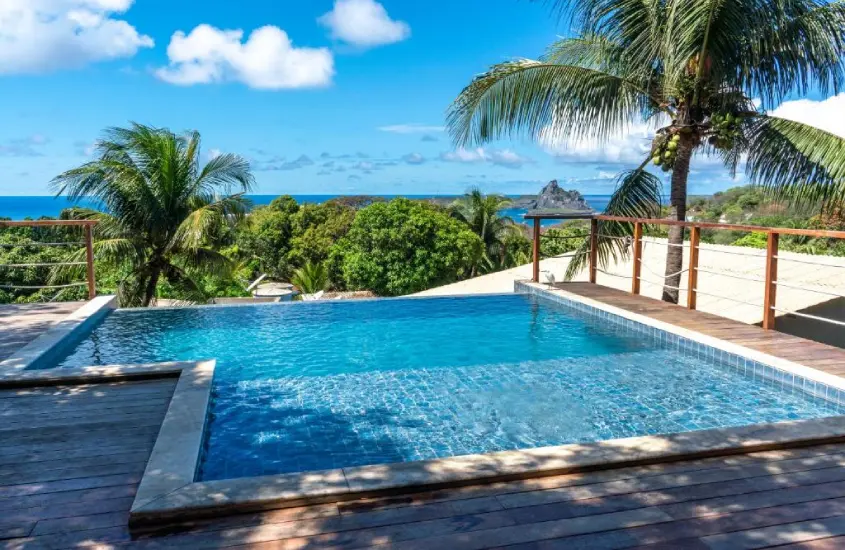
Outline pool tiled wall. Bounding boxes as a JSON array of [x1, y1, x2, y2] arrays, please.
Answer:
[[517, 281, 845, 409]]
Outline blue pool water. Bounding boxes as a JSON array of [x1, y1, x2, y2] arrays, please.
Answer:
[[53, 293, 842, 481]]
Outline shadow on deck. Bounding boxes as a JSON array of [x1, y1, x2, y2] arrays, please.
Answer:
[[0, 302, 86, 363]]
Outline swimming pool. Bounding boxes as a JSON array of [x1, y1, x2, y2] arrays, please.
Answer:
[[50, 292, 844, 482]]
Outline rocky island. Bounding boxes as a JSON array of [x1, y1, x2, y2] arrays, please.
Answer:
[[510, 180, 594, 212]]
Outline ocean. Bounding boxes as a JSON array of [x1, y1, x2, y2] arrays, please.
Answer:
[[0, 194, 612, 225]]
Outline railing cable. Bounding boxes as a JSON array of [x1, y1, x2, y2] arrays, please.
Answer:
[[773, 255, 845, 269], [0, 242, 85, 248], [0, 282, 88, 290], [694, 267, 767, 284], [696, 246, 767, 258], [637, 258, 688, 280], [770, 307, 845, 328], [636, 277, 682, 291], [0, 262, 87, 268], [774, 280, 845, 300], [595, 268, 630, 279], [692, 289, 765, 309]]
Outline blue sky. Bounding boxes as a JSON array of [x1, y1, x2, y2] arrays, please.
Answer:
[[0, 0, 842, 198]]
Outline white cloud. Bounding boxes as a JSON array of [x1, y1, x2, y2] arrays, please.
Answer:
[[0, 0, 153, 74], [440, 147, 532, 169], [770, 93, 845, 139], [402, 152, 425, 165], [542, 120, 662, 165], [441, 148, 487, 163], [208, 148, 222, 160], [488, 149, 532, 169], [155, 24, 334, 90], [318, 0, 410, 48], [378, 123, 444, 134]]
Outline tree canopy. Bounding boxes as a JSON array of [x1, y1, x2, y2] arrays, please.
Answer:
[[51, 123, 254, 306], [330, 198, 484, 296]]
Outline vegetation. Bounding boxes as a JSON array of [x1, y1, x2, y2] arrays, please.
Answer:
[[449, 188, 529, 275], [539, 221, 591, 259], [235, 197, 355, 282], [2, 184, 533, 304], [448, 0, 845, 303], [52, 124, 254, 307], [687, 185, 845, 255], [290, 261, 329, 294], [0, 224, 90, 304], [329, 198, 483, 296]]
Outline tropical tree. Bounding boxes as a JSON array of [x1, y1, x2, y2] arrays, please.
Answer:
[[330, 198, 483, 296], [450, 188, 524, 274], [52, 123, 254, 306], [448, 0, 845, 303], [291, 261, 329, 294]]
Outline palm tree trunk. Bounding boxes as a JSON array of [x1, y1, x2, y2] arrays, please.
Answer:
[[662, 135, 693, 303], [142, 267, 161, 307]]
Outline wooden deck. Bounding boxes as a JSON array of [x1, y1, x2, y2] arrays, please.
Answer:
[[4, 288, 845, 548], [0, 302, 86, 362]]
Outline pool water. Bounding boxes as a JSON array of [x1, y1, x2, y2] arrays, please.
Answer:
[[53, 293, 842, 481]]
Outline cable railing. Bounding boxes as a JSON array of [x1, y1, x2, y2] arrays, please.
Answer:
[[524, 212, 845, 331], [0, 220, 98, 300]]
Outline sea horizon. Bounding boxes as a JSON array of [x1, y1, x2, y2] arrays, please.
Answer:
[[1, 194, 614, 222]]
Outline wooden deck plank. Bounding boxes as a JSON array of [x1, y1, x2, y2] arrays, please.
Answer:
[[0, 301, 85, 362]]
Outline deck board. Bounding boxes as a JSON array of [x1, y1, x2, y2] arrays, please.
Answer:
[[0, 301, 85, 362], [4, 287, 845, 548]]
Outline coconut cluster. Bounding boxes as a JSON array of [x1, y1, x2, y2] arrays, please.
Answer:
[[652, 134, 681, 173], [708, 113, 741, 150]]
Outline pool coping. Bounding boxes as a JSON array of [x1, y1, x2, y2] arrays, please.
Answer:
[[5, 287, 845, 527], [0, 294, 118, 373]]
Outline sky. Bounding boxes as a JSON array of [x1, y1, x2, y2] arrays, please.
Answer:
[[0, 0, 843, 198]]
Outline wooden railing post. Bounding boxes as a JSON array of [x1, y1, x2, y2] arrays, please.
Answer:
[[589, 218, 598, 283], [532, 218, 541, 283], [84, 224, 96, 299], [763, 231, 779, 330], [631, 222, 643, 294], [687, 226, 701, 310]]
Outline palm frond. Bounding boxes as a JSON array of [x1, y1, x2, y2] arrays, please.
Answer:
[[161, 263, 209, 305], [174, 247, 233, 278], [447, 56, 660, 148], [565, 166, 662, 280], [743, 115, 845, 207], [193, 153, 255, 198], [740, 0, 845, 108], [172, 195, 250, 252]]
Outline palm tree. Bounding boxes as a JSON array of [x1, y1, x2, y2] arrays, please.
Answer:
[[448, 0, 845, 303], [53, 123, 254, 306], [291, 261, 328, 294], [450, 188, 521, 275]]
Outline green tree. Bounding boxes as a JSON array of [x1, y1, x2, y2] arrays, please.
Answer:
[[540, 221, 591, 258], [448, 0, 845, 303], [331, 198, 483, 296], [52, 123, 254, 307], [288, 202, 356, 268], [236, 198, 355, 284], [0, 222, 89, 304], [450, 188, 524, 274], [291, 261, 329, 294], [236, 196, 299, 280]]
